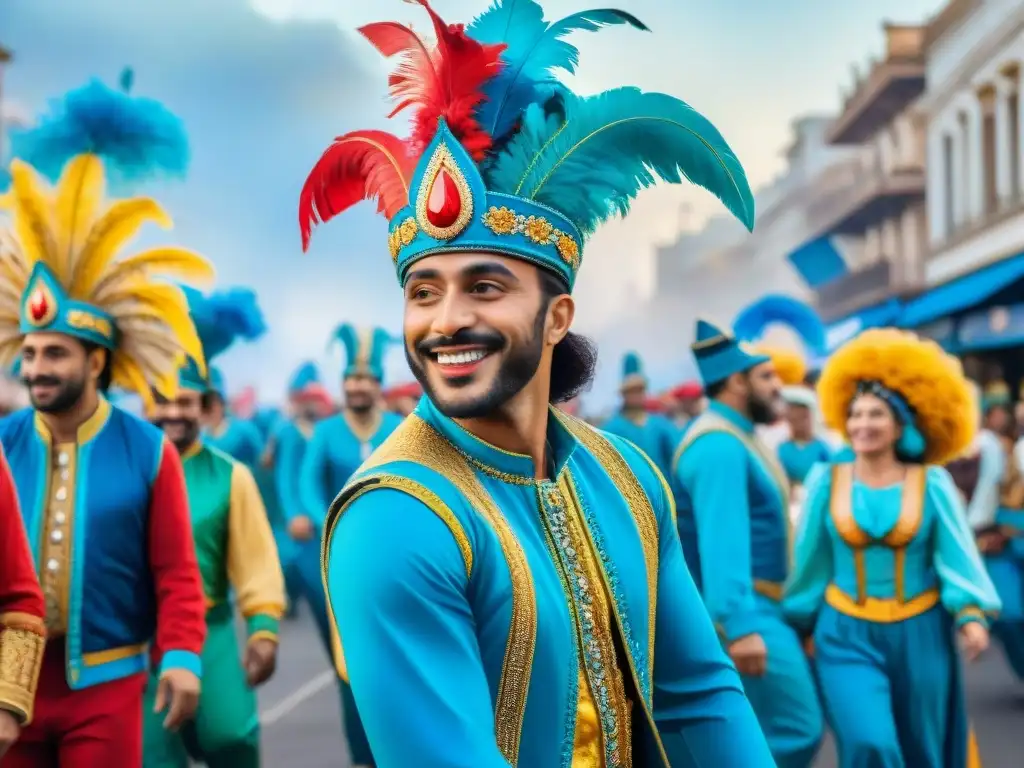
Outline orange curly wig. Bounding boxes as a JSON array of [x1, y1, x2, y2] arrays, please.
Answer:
[[756, 345, 807, 387], [817, 328, 975, 465]]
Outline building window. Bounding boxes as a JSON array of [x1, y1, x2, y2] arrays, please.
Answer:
[[942, 133, 954, 238], [980, 86, 998, 216], [959, 111, 970, 225]]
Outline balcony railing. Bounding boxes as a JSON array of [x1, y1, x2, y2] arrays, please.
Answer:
[[807, 160, 925, 238]]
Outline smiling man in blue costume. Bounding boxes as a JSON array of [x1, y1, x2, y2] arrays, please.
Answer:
[[142, 290, 284, 768], [601, 352, 679, 478], [0, 72, 212, 767], [295, 324, 401, 767], [273, 361, 334, 618], [671, 319, 823, 768], [300, 1, 773, 765]]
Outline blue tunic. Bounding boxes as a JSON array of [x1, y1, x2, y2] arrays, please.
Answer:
[[777, 438, 832, 486], [785, 463, 1000, 767], [324, 396, 773, 767], [672, 400, 822, 767], [602, 411, 678, 479], [205, 417, 263, 468]]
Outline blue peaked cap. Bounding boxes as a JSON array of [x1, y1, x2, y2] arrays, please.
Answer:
[[691, 318, 771, 386], [288, 361, 322, 393], [331, 324, 393, 383], [180, 286, 266, 394], [621, 351, 646, 388]]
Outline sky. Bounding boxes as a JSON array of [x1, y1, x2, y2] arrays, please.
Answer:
[[1, 0, 947, 410]]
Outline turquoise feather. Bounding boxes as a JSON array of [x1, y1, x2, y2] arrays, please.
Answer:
[[733, 295, 826, 356], [469, 0, 648, 140], [487, 87, 755, 236]]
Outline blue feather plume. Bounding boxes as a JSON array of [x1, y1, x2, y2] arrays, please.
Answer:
[[8, 74, 188, 190], [469, 0, 647, 141], [486, 87, 755, 235], [732, 295, 826, 356], [186, 287, 267, 362], [289, 361, 321, 392], [0, 167, 9, 193]]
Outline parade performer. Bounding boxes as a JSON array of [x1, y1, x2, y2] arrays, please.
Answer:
[[382, 380, 422, 417], [194, 288, 266, 467], [0, 72, 211, 766], [0, 445, 46, 759], [666, 380, 703, 430], [672, 318, 823, 767], [302, 0, 774, 763], [777, 386, 833, 489], [784, 328, 998, 767], [602, 351, 679, 477], [296, 324, 400, 767], [143, 294, 284, 768], [273, 361, 333, 617]]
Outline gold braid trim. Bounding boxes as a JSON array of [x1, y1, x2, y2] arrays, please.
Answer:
[[0, 613, 46, 725]]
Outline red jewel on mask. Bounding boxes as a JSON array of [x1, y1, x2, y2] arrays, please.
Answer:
[[28, 288, 49, 321], [426, 167, 462, 229]]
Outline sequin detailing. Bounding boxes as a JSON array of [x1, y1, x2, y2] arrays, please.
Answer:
[[0, 615, 46, 723], [541, 478, 632, 767], [40, 443, 77, 635]]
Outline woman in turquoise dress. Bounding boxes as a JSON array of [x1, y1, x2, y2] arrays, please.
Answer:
[[784, 328, 998, 767]]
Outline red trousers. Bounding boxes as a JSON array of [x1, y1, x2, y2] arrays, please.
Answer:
[[4, 638, 146, 768]]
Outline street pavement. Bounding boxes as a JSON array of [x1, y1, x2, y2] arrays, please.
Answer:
[[254, 608, 1023, 767]]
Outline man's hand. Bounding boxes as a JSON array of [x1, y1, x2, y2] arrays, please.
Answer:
[[728, 633, 768, 677], [153, 668, 200, 731], [976, 530, 1007, 555], [244, 637, 278, 688], [0, 709, 21, 758], [959, 621, 990, 662], [288, 515, 315, 542]]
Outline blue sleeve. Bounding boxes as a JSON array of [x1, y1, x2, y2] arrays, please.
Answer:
[[242, 422, 264, 467], [677, 433, 758, 642], [327, 489, 509, 767], [782, 464, 833, 633], [299, 423, 331, 526], [927, 467, 1002, 625], [638, 451, 774, 766], [274, 425, 303, 521], [967, 435, 1003, 530]]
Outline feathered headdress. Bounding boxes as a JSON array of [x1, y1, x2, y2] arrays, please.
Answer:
[[0, 70, 211, 408], [331, 324, 394, 383], [732, 294, 826, 386], [299, 0, 754, 290], [179, 286, 267, 393]]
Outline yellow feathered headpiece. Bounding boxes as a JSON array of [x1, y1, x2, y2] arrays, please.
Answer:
[[0, 156, 213, 408], [817, 328, 975, 465]]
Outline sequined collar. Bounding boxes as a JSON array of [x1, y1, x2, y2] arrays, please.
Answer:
[[417, 396, 578, 483], [34, 394, 111, 445], [708, 400, 754, 435]]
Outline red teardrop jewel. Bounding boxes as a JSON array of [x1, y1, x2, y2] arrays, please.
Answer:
[[28, 288, 49, 321], [426, 166, 462, 229]]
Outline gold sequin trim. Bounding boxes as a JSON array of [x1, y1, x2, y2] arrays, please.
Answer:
[[414, 143, 474, 241], [0, 618, 46, 725], [557, 412, 659, 687], [327, 416, 536, 764], [482, 205, 581, 269], [388, 217, 418, 262]]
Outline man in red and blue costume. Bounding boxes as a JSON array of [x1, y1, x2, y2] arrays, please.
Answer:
[[0, 73, 213, 767]]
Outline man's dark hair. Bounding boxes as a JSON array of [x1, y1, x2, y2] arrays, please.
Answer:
[[705, 377, 729, 400], [201, 390, 223, 412], [538, 270, 598, 403], [80, 340, 113, 392]]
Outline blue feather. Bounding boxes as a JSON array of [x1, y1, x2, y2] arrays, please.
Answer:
[[469, 1, 647, 140], [187, 287, 267, 361], [289, 361, 321, 392], [119, 67, 134, 94], [487, 87, 755, 235], [732, 295, 826, 355], [8, 76, 188, 191], [0, 167, 9, 193]]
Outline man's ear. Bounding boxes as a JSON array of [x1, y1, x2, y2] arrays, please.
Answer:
[[87, 347, 107, 382], [546, 294, 575, 346]]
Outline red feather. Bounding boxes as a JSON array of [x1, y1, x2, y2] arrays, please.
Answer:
[[361, 1, 505, 161], [298, 130, 415, 251]]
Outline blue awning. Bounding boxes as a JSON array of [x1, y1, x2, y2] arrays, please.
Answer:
[[786, 236, 848, 288], [900, 251, 1024, 327], [823, 298, 902, 351]]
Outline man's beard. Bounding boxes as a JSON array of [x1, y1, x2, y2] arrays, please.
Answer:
[[749, 394, 778, 425], [346, 396, 374, 415], [23, 374, 86, 414], [406, 309, 545, 420], [153, 418, 200, 453]]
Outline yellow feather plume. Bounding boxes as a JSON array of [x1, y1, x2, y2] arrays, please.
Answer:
[[91, 247, 214, 301], [111, 356, 157, 411], [8, 160, 58, 268], [54, 155, 106, 278], [71, 197, 172, 298], [104, 283, 205, 373]]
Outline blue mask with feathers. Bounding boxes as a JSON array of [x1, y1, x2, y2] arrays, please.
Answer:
[[299, 0, 754, 292]]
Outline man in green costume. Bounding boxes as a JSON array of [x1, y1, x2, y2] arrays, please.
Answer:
[[142, 291, 285, 768]]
